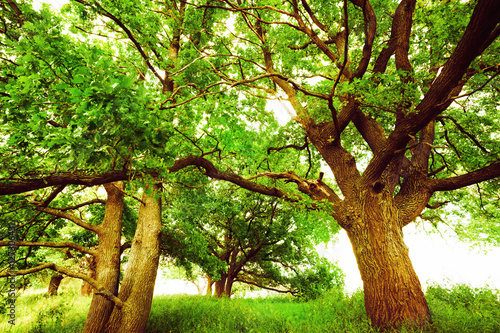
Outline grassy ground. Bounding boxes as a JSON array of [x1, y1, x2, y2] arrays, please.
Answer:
[[1, 280, 499, 332], [0, 278, 91, 333]]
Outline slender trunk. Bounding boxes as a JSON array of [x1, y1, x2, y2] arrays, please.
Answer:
[[105, 183, 162, 333], [205, 276, 213, 296], [224, 275, 234, 297], [82, 182, 125, 333], [47, 275, 63, 296], [346, 192, 431, 330]]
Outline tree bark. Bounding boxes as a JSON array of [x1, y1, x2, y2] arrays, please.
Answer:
[[214, 274, 227, 297], [105, 183, 162, 333], [81, 255, 97, 296], [82, 182, 125, 333], [47, 275, 63, 296], [224, 275, 234, 297], [346, 191, 431, 330], [205, 276, 214, 296]]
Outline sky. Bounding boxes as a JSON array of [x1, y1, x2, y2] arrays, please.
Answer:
[[322, 225, 500, 293], [31, 0, 500, 295]]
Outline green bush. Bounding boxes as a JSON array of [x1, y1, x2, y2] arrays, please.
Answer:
[[426, 284, 500, 333]]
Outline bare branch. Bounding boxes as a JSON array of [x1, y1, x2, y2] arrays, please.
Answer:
[[267, 136, 308, 154], [436, 116, 489, 153]]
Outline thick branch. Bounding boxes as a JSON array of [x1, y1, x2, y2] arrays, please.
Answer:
[[40, 184, 66, 207], [0, 170, 129, 195], [372, 0, 416, 75], [362, 0, 500, 184], [168, 155, 296, 200], [291, 0, 339, 65], [0, 263, 122, 308], [247, 170, 342, 206], [59, 198, 106, 211], [350, 0, 377, 79], [430, 162, 500, 192], [0, 241, 95, 255]]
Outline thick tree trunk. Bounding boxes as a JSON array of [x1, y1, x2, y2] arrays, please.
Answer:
[[214, 275, 227, 297], [346, 192, 431, 330], [105, 183, 162, 333], [82, 182, 125, 333], [47, 275, 63, 296]]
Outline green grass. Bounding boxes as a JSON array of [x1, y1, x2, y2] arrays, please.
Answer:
[[1, 282, 499, 332], [0, 278, 91, 333], [147, 289, 378, 333]]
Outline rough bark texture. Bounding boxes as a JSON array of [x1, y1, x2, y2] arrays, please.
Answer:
[[82, 182, 125, 333], [346, 191, 431, 329], [47, 275, 63, 296], [105, 183, 162, 333]]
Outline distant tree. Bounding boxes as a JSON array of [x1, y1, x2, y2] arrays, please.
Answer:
[[163, 184, 343, 299]]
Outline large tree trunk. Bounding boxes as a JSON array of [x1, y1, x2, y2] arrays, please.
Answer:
[[105, 183, 162, 333], [47, 275, 63, 296], [346, 192, 431, 330], [214, 274, 227, 297], [82, 182, 125, 333]]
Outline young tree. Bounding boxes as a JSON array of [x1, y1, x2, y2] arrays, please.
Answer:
[[1, 0, 499, 331], [163, 184, 343, 299]]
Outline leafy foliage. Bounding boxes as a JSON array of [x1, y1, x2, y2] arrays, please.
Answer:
[[162, 183, 342, 298]]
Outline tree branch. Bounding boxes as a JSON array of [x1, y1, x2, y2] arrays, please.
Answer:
[[168, 155, 297, 201], [73, 0, 164, 83], [0, 263, 122, 308], [0, 170, 130, 195], [362, 0, 500, 184], [34, 206, 98, 233], [350, 0, 377, 79], [267, 136, 308, 154], [40, 184, 66, 207], [430, 162, 500, 192], [59, 199, 107, 211], [0, 241, 95, 255]]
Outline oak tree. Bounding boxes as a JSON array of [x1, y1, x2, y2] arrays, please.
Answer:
[[1, 0, 500, 331]]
